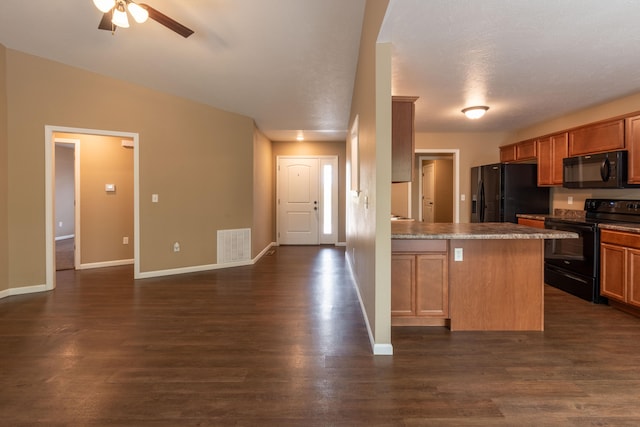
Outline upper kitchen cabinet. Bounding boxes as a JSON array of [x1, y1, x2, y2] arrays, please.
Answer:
[[626, 114, 640, 184], [568, 118, 624, 157], [392, 96, 419, 182], [500, 139, 536, 163], [537, 132, 568, 186]]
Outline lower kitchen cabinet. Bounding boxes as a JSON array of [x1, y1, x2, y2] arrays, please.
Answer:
[[391, 244, 449, 326], [600, 229, 640, 312], [517, 217, 545, 229]]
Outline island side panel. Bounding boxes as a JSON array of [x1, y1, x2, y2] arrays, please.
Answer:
[[448, 239, 544, 331]]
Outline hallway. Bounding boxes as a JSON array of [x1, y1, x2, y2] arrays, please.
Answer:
[[2, 246, 640, 425]]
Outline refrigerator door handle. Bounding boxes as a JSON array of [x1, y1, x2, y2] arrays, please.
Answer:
[[479, 180, 485, 222]]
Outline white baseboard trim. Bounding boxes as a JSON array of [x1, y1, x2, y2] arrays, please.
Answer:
[[55, 234, 74, 241], [0, 283, 49, 300], [137, 242, 277, 280], [345, 252, 393, 356], [78, 259, 134, 270]]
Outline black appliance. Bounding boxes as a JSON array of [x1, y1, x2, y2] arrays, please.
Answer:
[[563, 150, 638, 189], [544, 198, 640, 303], [471, 163, 550, 223]]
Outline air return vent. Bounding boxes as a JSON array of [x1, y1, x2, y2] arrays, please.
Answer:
[[217, 228, 251, 264]]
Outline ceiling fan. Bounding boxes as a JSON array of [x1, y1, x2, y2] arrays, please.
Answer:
[[93, 0, 194, 38]]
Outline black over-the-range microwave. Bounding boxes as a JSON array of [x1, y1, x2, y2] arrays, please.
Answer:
[[563, 150, 639, 189]]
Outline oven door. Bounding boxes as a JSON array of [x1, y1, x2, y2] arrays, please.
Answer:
[[544, 220, 597, 278]]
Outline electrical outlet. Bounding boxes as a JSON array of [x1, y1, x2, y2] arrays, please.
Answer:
[[152, 194, 159, 203], [58, 221, 63, 228], [123, 236, 129, 245], [568, 196, 573, 205], [454, 247, 463, 261], [173, 242, 180, 252]]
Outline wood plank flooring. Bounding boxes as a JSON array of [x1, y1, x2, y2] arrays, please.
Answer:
[[1, 245, 640, 426]]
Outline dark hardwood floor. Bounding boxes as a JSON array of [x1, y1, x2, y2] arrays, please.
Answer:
[[1, 245, 640, 426]]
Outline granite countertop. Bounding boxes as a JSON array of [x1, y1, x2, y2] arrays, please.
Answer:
[[598, 223, 640, 234], [391, 221, 578, 240], [516, 213, 549, 221]]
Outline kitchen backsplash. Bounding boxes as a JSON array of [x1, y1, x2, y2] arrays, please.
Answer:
[[553, 208, 585, 219]]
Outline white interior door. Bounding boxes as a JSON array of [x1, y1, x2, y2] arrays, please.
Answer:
[[278, 158, 320, 245], [422, 163, 435, 223]]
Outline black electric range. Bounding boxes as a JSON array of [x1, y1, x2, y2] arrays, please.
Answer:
[[544, 199, 640, 303]]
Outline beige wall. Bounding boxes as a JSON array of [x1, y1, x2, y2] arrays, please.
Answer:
[[0, 44, 8, 292], [432, 159, 454, 222], [5, 48, 256, 287], [54, 145, 75, 238], [253, 127, 274, 256], [391, 182, 409, 217], [271, 140, 347, 243], [414, 132, 508, 222], [348, 0, 392, 353]]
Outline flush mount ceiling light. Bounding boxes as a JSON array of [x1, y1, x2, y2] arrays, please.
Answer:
[[462, 106, 489, 120], [92, 0, 195, 38]]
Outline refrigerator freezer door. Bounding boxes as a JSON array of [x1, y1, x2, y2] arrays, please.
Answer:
[[482, 164, 502, 222]]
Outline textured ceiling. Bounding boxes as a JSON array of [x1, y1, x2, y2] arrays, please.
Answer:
[[2, 1, 640, 140], [0, 0, 365, 141], [381, 0, 640, 133]]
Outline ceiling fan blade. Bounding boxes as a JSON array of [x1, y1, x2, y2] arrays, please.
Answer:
[[98, 11, 115, 31], [139, 4, 194, 38]]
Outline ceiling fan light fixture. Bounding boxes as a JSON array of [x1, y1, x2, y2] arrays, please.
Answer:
[[127, 2, 149, 23], [93, 0, 116, 13], [112, 2, 130, 28], [462, 106, 489, 120]]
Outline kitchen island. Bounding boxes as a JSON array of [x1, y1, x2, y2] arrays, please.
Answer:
[[391, 222, 577, 331]]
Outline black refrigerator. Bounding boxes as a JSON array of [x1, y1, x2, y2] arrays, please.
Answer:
[[471, 163, 550, 223]]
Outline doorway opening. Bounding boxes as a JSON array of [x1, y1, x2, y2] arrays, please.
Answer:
[[54, 138, 79, 271], [45, 126, 140, 291], [276, 156, 338, 245], [392, 149, 460, 223], [416, 150, 459, 223]]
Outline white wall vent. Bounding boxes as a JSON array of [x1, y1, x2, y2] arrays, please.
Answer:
[[217, 228, 251, 264]]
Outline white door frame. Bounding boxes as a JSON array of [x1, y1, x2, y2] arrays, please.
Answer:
[[54, 138, 81, 270], [416, 149, 460, 223], [276, 155, 339, 245], [45, 125, 140, 290]]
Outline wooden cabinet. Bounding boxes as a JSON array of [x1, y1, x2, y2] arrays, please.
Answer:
[[626, 115, 640, 184], [500, 140, 536, 163], [517, 217, 545, 229], [600, 229, 640, 312], [568, 119, 624, 157], [392, 96, 418, 183], [391, 240, 448, 326], [500, 143, 517, 162], [537, 132, 568, 186]]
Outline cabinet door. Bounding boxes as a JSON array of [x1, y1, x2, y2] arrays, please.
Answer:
[[626, 115, 640, 184], [516, 139, 537, 160], [415, 254, 448, 318], [500, 144, 517, 163], [568, 119, 624, 156], [537, 137, 553, 186], [600, 243, 626, 302], [627, 248, 640, 308], [550, 132, 568, 184], [391, 255, 415, 316], [392, 97, 418, 183], [518, 218, 545, 229]]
